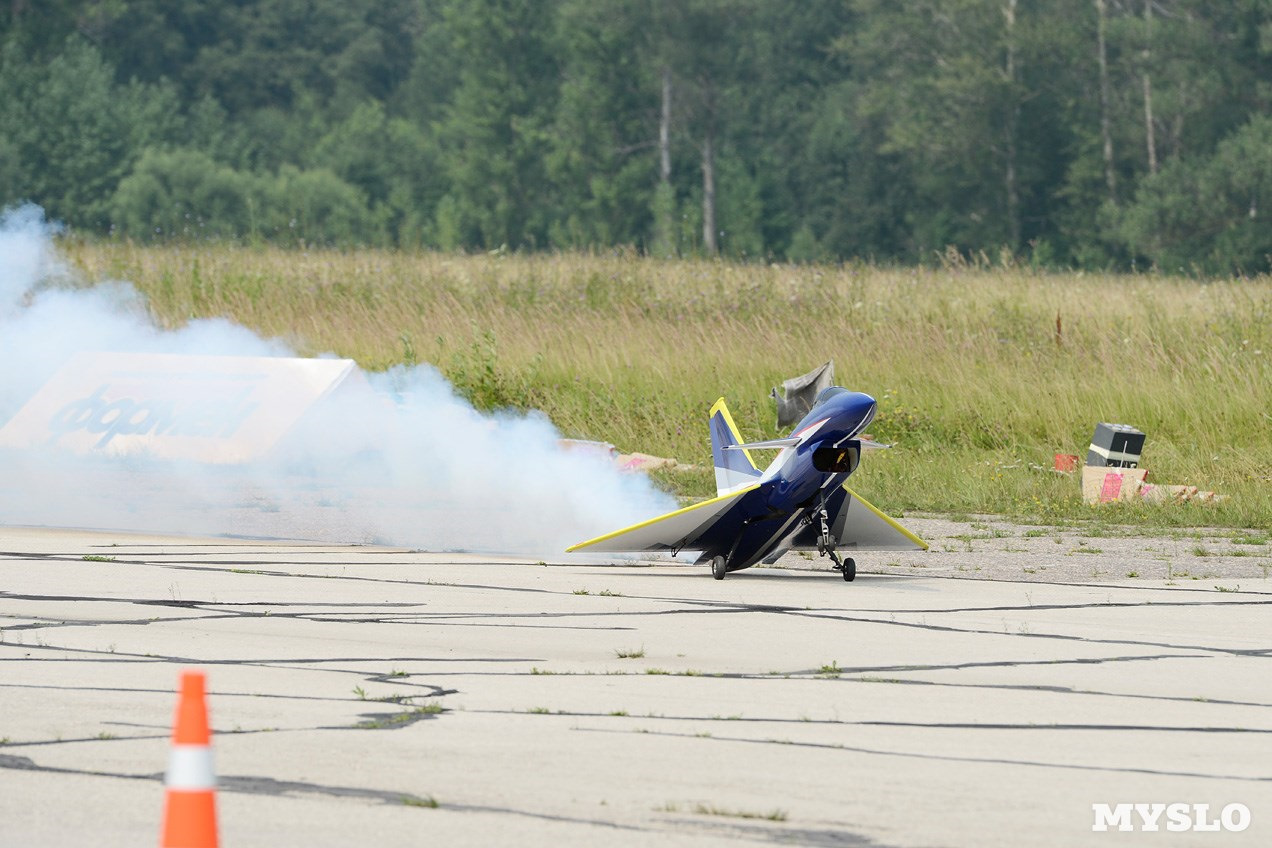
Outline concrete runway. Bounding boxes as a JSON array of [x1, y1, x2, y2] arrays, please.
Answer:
[[2, 525, 1270, 847]]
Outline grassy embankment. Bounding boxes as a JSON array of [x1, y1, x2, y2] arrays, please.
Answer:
[[64, 242, 1272, 530]]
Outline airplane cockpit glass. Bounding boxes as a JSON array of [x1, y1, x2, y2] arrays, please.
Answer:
[[814, 387, 848, 405]]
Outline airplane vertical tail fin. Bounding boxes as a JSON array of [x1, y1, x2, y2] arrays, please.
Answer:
[[709, 398, 762, 496]]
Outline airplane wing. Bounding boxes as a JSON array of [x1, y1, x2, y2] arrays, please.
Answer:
[[789, 484, 927, 551], [567, 484, 761, 553], [724, 437, 801, 451]]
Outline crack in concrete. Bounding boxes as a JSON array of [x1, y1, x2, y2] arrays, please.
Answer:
[[0, 752, 658, 835], [870, 599, 1272, 614], [663, 816, 880, 847], [0, 643, 529, 670], [578, 727, 1272, 783], [782, 608, 1272, 658], [9, 572, 1262, 662], [0, 638, 1214, 684], [1, 552, 564, 595], [0, 681, 435, 705], [476, 709, 1272, 734]]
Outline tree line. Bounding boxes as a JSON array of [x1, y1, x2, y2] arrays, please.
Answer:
[[2, 0, 1269, 273]]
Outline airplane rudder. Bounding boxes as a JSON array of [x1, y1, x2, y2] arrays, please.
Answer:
[[708, 397, 760, 498], [708, 399, 739, 460]]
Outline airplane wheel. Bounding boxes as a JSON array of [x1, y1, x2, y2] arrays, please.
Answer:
[[711, 556, 728, 580], [841, 557, 856, 582]]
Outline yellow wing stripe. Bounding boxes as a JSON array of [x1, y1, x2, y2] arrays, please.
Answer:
[[566, 483, 761, 552], [708, 396, 758, 471], [842, 485, 929, 551]]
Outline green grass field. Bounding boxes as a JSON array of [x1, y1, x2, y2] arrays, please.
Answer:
[[64, 242, 1272, 529]]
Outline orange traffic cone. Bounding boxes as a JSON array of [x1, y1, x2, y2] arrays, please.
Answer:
[[160, 670, 218, 848]]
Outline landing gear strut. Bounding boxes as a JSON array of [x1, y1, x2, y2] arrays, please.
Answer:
[[815, 502, 856, 582]]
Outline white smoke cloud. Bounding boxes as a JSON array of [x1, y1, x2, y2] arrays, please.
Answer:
[[0, 205, 675, 554]]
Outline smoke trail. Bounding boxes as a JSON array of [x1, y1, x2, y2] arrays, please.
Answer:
[[0, 205, 676, 553]]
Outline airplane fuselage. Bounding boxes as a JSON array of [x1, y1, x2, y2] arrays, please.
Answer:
[[566, 386, 926, 579], [705, 389, 878, 572]]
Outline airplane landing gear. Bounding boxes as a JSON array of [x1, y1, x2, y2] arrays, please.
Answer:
[[815, 502, 855, 582], [711, 555, 728, 580], [838, 556, 856, 582]]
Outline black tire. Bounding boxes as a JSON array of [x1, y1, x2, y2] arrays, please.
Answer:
[[711, 555, 728, 580], [842, 557, 856, 582]]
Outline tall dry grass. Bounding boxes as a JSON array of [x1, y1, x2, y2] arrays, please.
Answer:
[[63, 242, 1272, 528]]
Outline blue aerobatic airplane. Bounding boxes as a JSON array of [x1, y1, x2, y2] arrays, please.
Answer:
[[568, 387, 927, 581]]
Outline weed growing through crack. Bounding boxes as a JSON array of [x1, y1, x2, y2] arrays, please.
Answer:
[[356, 702, 445, 729], [692, 804, 788, 822], [615, 646, 645, 659]]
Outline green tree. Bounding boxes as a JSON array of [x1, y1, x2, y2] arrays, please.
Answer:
[[1119, 115, 1272, 273], [263, 165, 380, 247], [652, 0, 763, 256], [0, 0, 84, 58], [550, 0, 658, 249], [728, 1, 857, 258], [0, 37, 180, 229], [435, 0, 561, 249], [84, 0, 418, 115], [845, 0, 1031, 257], [111, 148, 260, 241], [2, 0, 1270, 269], [312, 100, 444, 245]]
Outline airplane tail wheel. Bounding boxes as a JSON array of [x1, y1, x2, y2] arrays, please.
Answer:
[[842, 557, 856, 582], [711, 556, 728, 580]]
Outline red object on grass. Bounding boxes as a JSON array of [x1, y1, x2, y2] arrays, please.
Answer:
[[1054, 453, 1079, 472]]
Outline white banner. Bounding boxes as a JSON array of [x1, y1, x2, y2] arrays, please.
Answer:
[[0, 352, 357, 463]]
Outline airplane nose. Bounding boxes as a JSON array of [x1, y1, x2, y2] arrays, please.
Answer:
[[846, 392, 876, 434]]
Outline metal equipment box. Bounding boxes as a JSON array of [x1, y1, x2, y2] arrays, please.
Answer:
[[1086, 422, 1145, 468]]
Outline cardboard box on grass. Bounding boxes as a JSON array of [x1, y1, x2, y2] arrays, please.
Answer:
[[1082, 466, 1149, 504], [1081, 467, 1222, 505]]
